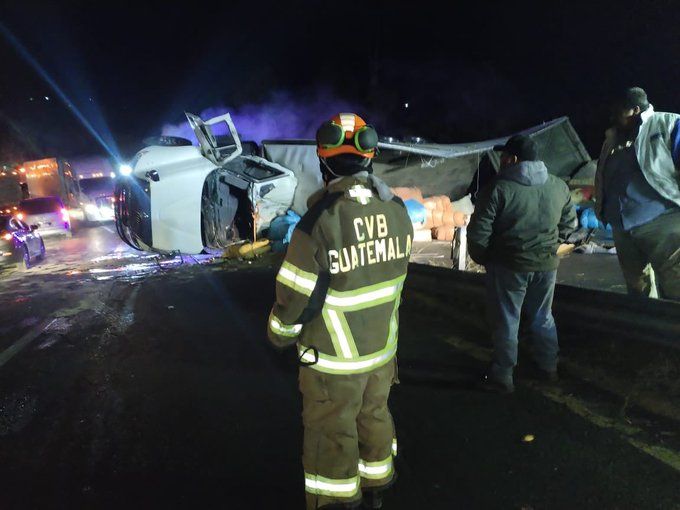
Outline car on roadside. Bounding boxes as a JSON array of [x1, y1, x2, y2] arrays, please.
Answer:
[[18, 196, 72, 237], [0, 214, 45, 270]]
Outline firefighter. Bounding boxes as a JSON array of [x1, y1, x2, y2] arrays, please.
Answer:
[[267, 113, 413, 509]]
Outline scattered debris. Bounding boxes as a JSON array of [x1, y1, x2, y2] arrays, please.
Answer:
[[36, 334, 61, 350], [44, 316, 72, 334], [223, 239, 271, 260], [574, 242, 617, 255]]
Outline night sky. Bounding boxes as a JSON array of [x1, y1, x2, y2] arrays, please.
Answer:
[[1, 0, 679, 166]]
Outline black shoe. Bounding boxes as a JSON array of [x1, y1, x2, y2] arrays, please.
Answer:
[[319, 501, 363, 509], [362, 491, 383, 509], [479, 375, 515, 394], [361, 472, 397, 509]]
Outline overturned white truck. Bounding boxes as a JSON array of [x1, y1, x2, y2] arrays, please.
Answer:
[[114, 113, 298, 253], [114, 111, 591, 255]]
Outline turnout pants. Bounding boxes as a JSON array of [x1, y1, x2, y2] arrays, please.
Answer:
[[612, 210, 680, 301], [299, 360, 397, 509], [486, 264, 559, 386]]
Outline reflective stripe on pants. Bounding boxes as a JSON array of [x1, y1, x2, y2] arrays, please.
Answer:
[[304, 473, 360, 498], [358, 453, 394, 480]]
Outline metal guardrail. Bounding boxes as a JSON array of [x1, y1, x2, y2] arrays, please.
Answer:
[[405, 263, 680, 349]]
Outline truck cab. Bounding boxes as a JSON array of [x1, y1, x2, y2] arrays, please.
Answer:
[[114, 112, 297, 254]]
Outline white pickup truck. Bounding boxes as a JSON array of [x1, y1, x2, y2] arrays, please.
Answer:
[[114, 112, 299, 254]]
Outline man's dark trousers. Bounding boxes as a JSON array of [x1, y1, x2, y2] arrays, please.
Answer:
[[611, 210, 680, 301], [486, 264, 559, 386]]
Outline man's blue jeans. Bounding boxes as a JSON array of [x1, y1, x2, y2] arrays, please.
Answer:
[[485, 264, 559, 386]]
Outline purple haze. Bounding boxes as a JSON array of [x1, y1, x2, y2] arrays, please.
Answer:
[[161, 91, 363, 143]]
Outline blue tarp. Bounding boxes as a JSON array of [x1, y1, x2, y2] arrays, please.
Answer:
[[579, 206, 612, 231], [404, 199, 427, 225], [269, 210, 301, 252]]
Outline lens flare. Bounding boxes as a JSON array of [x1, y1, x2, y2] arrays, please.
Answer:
[[0, 22, 121, 162]]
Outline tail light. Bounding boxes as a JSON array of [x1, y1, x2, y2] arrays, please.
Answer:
[[16, 212, 24, 221], [2, 233, 12, 241], [61, 208, 70, 222]]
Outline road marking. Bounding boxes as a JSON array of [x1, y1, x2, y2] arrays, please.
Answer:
[[408, 290, 680, 474], [0, 318, 56, 368], [102, 226, 114, 234], [437, 330, 680, 473], [540, 386, 680, 473]]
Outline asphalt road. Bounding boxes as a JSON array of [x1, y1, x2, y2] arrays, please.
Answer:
[[0, 225, 678, 509]]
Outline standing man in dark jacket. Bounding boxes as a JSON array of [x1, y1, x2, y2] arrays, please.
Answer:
[[468, 135, 577, 393], [594, 87, 680, 300]]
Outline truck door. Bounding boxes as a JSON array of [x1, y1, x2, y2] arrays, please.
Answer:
[[185, 112, 243, 166]]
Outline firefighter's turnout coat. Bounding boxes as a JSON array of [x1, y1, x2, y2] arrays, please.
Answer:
[[268, 173, 413, 374], [268, 171, 413, 507]]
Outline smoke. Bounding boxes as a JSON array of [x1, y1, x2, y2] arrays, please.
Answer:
[[161, 91, 364, 144]]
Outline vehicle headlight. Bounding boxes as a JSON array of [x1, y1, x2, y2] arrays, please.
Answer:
[[85, 204, 99, 214]]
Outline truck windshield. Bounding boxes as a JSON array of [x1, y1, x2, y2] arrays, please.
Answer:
[[80, 177, 114, 197], [20, 198, 62, 215]]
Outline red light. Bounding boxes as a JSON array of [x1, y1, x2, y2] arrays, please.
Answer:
[[3, 233, 12, 241]]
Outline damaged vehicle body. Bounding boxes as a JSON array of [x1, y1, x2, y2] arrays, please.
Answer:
[[114, 113, 297, 254], [115, 111, 592, 256]]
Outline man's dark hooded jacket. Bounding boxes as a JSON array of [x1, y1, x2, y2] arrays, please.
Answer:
[[467, 160, 577, 272]]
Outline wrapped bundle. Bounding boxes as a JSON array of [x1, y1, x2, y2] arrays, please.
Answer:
[[413, 229, 433, 242], [433, 224, 456, 242], [453, 211, 468, 227], [431, 210, 444, 226], [391, 187, 424, 203], [423, 196, 453, 226]]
